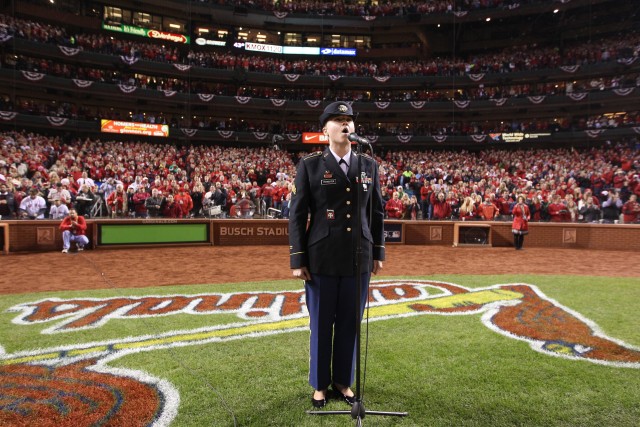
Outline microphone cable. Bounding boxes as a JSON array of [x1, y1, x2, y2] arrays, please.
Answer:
[[77, 251, 238, 427]]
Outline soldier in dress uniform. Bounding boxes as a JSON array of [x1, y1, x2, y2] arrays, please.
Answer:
[[288, 101, 385, 408]]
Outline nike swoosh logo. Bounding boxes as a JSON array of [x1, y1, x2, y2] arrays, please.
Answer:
[[304, 135, 317, 141]]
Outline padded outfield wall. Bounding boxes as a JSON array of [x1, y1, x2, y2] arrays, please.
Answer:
[[1, 219, 639, 253]]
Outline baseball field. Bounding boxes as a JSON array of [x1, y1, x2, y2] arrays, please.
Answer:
[[1, 245, 639, 426]]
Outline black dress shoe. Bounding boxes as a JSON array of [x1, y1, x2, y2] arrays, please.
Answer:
[[311, 391, 327, 408], [332, 385, 356, 406]]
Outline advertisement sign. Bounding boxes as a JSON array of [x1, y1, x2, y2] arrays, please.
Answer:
[[101, 120, 169, 137], [301, 132, 360, 144], [244, 42, 282, 54], [490, 132, 552, 143], [195, 38, 226, 47], [102, 23, 190, 44], [301, 132, 329, 144], [231, 41, 356, 57], [282, 46, 320, 55], [320, 47, 357, 56], [383, 222, 403, 244]]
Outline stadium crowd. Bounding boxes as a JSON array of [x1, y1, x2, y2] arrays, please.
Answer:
[[6, 53, 638, 103], [2, 14, 639, 78], [201, 0, 581, 17], [1, 131, 638, 223]]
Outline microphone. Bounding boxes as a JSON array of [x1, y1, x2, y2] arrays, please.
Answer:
[[348, 133, 370, 144]]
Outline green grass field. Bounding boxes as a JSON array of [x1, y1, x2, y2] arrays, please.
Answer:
[[1, 274, 639, 426]]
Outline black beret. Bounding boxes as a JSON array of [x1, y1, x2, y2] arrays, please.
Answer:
[[319, 101, 355, 127]]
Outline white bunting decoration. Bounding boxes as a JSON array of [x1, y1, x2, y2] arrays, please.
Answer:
[[467, 73, 485, 82], [197, 94, 215, 102], [633, 127, 640, 135], [453, 11, 468, 17], [21, 71, 45, 81], [372, 76, 390, 83], [235, 96, 251, 104], [362, 16, 377, 21], [617, 57, 637, 66], [120, 56, 139, 65], [397, 135, 412, 144], [410, 101, 426, 109], [0, 111, 18, 120], [613, 88, 634, 96], [163, 90, 177, 97], [374, 102, 390, 110], [286, 134, 300, 142], [527, 96, 546, 104], [72, 79, 94, 88], [454, 100, 470, 109], [58, 46, 81, 56], [270, 99, 286, 107], [173, 64, 192, 72], [118, 84, 137, 94], [364, 135, 378, 144], [433, 135, 448, 143], [305, 100, 322, 108], [0, 34, 13, 43], [470, 135, 487, 143], [585, 130, 604, 138], [490, 98, 508, 106], [567, 92, 588, 101], [218, 130, 234, 139], [328, 75, 342, 81], [252, 132, 269, 140], [46, 116, 68, 127], [560, 65, 580, 73], [284, 74, 300, 82], [180, 129, 198, 137], [273, 11, 288, 19]]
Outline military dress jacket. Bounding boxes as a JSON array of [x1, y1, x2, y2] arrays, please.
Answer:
[[288, 148, 385, 276]]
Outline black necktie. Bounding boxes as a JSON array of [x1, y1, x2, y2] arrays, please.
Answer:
[[339, 159, 348, 175]]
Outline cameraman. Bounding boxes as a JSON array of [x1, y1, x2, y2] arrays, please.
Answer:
[[59, 208, 89, 253]]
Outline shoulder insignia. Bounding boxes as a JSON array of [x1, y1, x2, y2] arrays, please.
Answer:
[[358, 152, 374, 160], [303, 151, 322, 161]]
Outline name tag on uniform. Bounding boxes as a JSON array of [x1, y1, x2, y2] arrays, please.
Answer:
[[327, 210, 335, 220], [321, 179, 337, 185]]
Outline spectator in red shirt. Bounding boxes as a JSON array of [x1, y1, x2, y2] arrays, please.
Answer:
[[511, 195, 530, 250], [547, 195, 569, 222], [132, 186, 150, 218], [459, 196, 478, 221], [59, 208, 89, 253], [622, 194, 640, 223], [162, 194, 183, 218], [174, 183, 194, 217], [431, 192, 452, 220], [385, 191, 403, 219], [479, 196, 499, 220]]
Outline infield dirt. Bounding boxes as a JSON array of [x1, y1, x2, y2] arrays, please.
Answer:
[[2, 246, 638, 295]]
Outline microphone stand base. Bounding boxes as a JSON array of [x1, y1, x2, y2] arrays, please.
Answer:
[[307, 400, 408, 422]]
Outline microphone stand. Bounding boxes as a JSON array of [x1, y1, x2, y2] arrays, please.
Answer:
[[307, 140, 408, 425]]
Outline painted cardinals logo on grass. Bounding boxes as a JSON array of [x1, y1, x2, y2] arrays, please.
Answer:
[[0, 359, 177, 427], [1, 280, 638, 426]]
